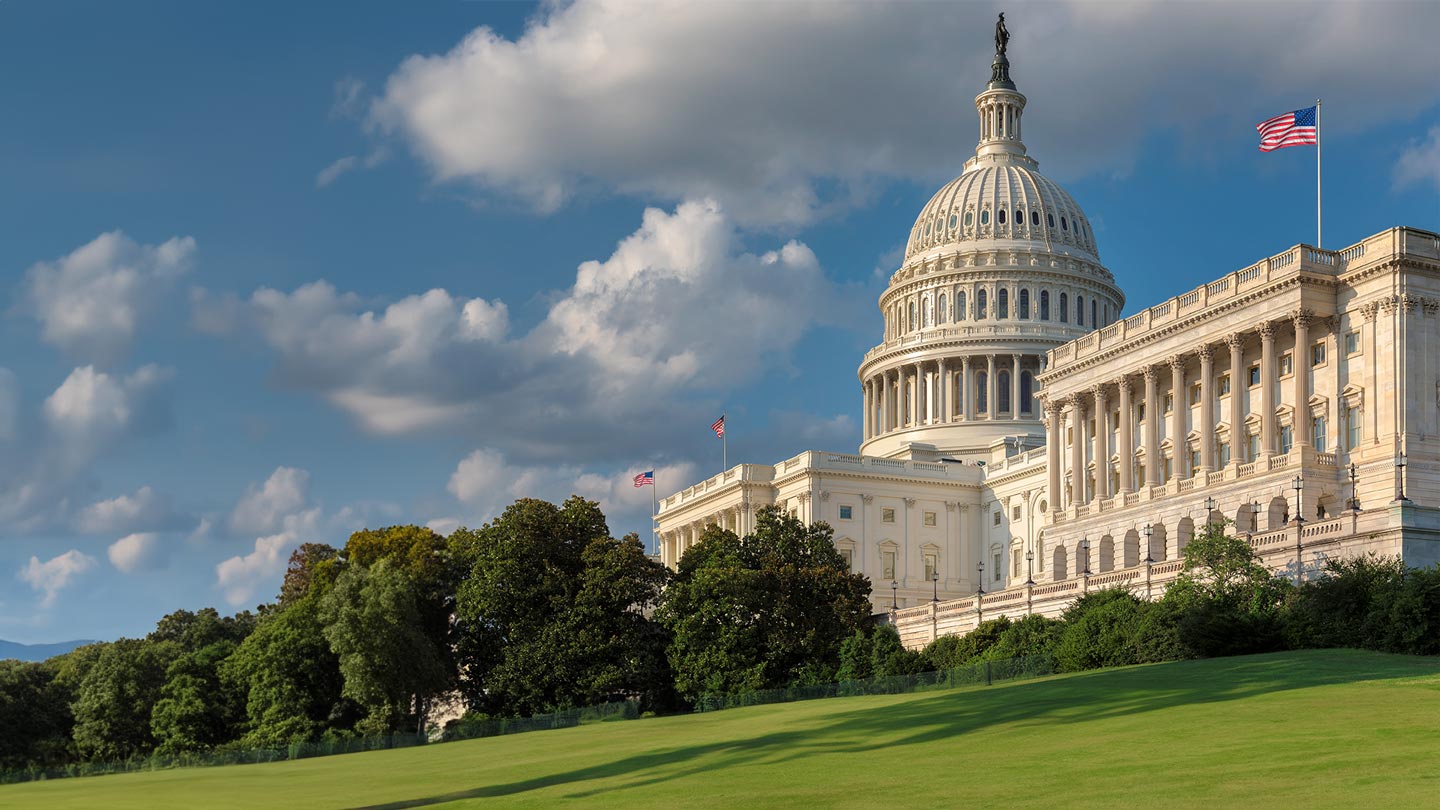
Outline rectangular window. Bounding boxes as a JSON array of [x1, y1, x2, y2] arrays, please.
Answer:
[[1313, 415, 1327, 453], [924, 553, 937, 581], [1012, 505, 1021, 521], [993, 552, 1002, 580], [1190, 447, 1201, 476], [1190, 383, 1202, 405], [1311, 341, 1327, 367], [1067, 427, 1073, 444], [923, 510, 937, 527], [1279, 352, 1294, 378], [882, 507, 895, 523], [993, 510, 1002, 526], [881, 550, 896, 581], [1346, 405, 1361, 449], [1137, 402, 1146, 422], [1219, 374, 1231, 396], [841, 548, 854, 570], [1112, 411, 1120, 430], [1279, 424, 1294, 453], [1162, 456, 1173, 482], [838, 505, 853, 520], [1249, 365, 1261, 387], [1249, 432, 1262, 462], [1345, 330, 1361, 355], [1164, 393, 1174, 414], [1012, 550, 1022, 578], [1219, 441, 1232, 467]]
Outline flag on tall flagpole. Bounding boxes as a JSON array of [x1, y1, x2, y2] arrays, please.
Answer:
[[633, 470, 654, 488], [1256, 105, 1317, 152], [712, 414, 727, 472], [711, 415, 725, 438]]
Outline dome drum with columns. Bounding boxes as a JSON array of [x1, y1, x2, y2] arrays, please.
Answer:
[[859, 46, 1122, 460]]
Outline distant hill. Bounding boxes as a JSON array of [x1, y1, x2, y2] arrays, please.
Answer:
[[0, 638, 96, 662]]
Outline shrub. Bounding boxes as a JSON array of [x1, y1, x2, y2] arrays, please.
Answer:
[[869, 625, 928, 677], [980, 615, 1062, 662], [923, 617, 1011, 671], [1054, 589, 1144, 672]]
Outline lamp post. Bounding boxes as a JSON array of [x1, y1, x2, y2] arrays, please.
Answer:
[[976, 561, 986, 596], [1251, 499, 1262, 533], [1396, 453, 1410, 503], [1203, 496, 1216, 529], [1292, 474, 1305, 525], [890, 579, 898, 611], [1143, 524, 1155, 564], [931, 569, 940, 603], [1348, 462, 1362, 512], [1025, 549, 1035, 586]]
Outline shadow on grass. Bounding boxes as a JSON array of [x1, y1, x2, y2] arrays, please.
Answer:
[[345, 650, 1440, 809]]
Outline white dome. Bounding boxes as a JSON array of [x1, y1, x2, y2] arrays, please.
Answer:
[[905, 161, 1100, 263]]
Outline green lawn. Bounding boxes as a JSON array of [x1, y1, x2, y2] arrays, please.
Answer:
[[7, 649, 1440, 809]]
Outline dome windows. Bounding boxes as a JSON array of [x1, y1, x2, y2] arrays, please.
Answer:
[[997, 209, 1006, 225], [1047, 213, 1055, 228], [1061, 216, 1069, 231], [977, 289, 988, 319], [1059, 292, 1069, 323], [1015, 209, 1023, 228], [1040, 290, 1050, 320], [1031, 210, 1040, 226], [1076, 295, 1085, 326], [980, 210, 990, 226], [937, 293, 947, 324], [998, 288, 1009, 319], [965, 211, 973, 227], [949, 214, 958, 230], [957, 291, 967, 321], [1019, 288, 1031, 319]]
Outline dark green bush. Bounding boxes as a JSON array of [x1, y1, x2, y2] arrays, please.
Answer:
[[923, 617, 1011, 671]]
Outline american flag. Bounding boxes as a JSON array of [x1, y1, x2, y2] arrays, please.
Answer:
[[1256, 106, 1317, 152], [711, 415, 725, 438], [633, 470, 654, 488]]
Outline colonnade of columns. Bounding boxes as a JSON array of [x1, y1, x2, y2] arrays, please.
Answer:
[[659, 504, 751, 567], [1043, 313, 1317, 512], [862, 353, 1046, 439]]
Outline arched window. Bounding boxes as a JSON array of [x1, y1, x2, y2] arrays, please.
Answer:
[[998, 288, 1009, 319], [1103, 303, 1110, 324], [957, 291, 967, 321], [965, 211, 973, 227], [1059, 292, 1069, 323], [1061, 216, 1069, 231], [1015, 209, 1023, 228], [908, 300, 916, 331], [1047, 213, 1055, 228], [1040, 290, 1050, 320], [998, 208, 1007, 225], [1031, 210, 1040, 226], [977, 289, 988, 319], [1019, 288, 1031, 319], [1092, 300, 1098, 329], [977, 372, 989, 413], [981, 210, 990, 226], [948, 214, 957, 230], [922, 298, 931, 327], [937, 293, 947, 324], [1076, 295, 1085, 326], [998, 371, 1012, 413], [1021, 371, 1034, 414]]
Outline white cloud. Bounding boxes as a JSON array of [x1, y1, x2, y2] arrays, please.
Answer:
[[42, 365, 172, 468], [207, 200, 851, 463], [108, 532, 164, 573], [315, 148, 387, 188], [22, 231, 195, 365], [20, 550, 97, 608], [1395, 125, 1440, 193], [76, 486, 180, 535], [215, 522, 314, 608], [229, 466, 311, 536], [368, 1, 1440, 224]]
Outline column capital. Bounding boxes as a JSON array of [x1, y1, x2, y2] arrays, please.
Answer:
[[903, 497, 917, 508], [1089, 383, 1106, 402], [1142, 364, 1159, 383], [1044, 399, 1065, 417], [1167, 354, 1185, 372], [1359, 301, 1380, 321], [1196, 344, 1214, 363], [1115, 377, 1132, 396], [820, 490, 831, 502], [1291, 308, 1315, 328], [1067, 392, 1086, 410], [1225, 331, 1245, 350], [1258, 320, 1278, 340]]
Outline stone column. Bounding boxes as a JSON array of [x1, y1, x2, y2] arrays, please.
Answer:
[[1226, 332, 1244, 465], [1118, 378, 1134, 493], [879, 373, 890, 433], [1144, 365, 1160, 486], [1199, 345, 1215, 471], [986, 355, 997, 418], [1068, 394, 1085, 505], [1093, 384, 1110, 500], [1011, 354, 1022, 418], [1046, 400, 1064, 513], [1169, 355, 1187, 479], [862, 379, 872, 439], [961, 356, 973, 421], [1260, 321, 1277, 455], [1294, 311, 1312, 447], [937, 358, 949, 424]]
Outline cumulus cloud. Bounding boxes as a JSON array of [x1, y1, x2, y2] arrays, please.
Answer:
[[205, 200, 852, 463], [1395, 125, 1440, 193], [367, 1, 1440, 224], [21, 231, 195, 365], [216, 467, 324, 607], [75, 486, 182, 535], [42, 364, 173, 466], [229, 466, 311, 536], [108, 532, 165, 573], [315, 148, 387, 188], [20, 550, 97, 608]]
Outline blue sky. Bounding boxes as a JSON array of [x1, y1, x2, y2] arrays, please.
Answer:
[[2, 0, 1438, 644]]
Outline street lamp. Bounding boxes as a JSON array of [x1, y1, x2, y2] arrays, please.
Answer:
[[976, 560, 986, 596], [1025, 549, 1035, 586], [1396, 453, 1410, 503], [1348, 462, 1362, 512], [1251, 500, 1262, 532], [931, 569, 940, 603], [1203, 496, 1216, 527], [1292, 474, 1305, 525], [1081, 537, 1091, 576], [1143, 524, 1155, 564], [890, 579, 898, 611]]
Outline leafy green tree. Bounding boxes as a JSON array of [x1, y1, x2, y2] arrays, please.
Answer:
[[869, 624, 928, 677], [1054, 589, 1145, 672], [222, 596, 350, 748], [656, 506, 871, 701], [71, 638, 180, 761], [278, 543, 342, 607], [836, 630, 874, 682], [319, 559, 450, 734], [980, 614, 1064, 662], [0, 659, 74, 770], [1165, 521, 1291, 658], [150, 640, 246, 755], [454, 498, 674, 716], [924, 617, 1012, 670]]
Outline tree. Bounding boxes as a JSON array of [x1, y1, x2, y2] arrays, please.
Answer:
[[150, 640, 246, 755], [278, 543, 342, 607], [924, 617, 1012, 670], [70, 638, 179, 761], [319, 559, 450, 735], [1165, 521, 1291, 658], [453, 498, 674, 716], [1054, 588, 1145, 672], [0, 659, 74, 770], [656, 506, 872, 701]]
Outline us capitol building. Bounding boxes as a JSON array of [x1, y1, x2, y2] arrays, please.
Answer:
[[655, 30, 1440, 648]]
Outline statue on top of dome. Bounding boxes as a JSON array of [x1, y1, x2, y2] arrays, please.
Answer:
[[995, 13, 1009, 57]]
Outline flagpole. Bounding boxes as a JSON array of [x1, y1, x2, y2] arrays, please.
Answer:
[[722, 412, 727, 472], [651, 470, 657, 557], [1316, 98, 1322, 249]]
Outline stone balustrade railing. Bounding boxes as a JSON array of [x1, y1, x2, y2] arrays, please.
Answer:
[[861, 323, 1080, 366]]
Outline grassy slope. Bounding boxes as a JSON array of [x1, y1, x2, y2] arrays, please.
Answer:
[[6, 649, 1440, 810]]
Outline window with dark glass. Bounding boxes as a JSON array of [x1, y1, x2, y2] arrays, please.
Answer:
[[1059, 292, 1069, 323], [998, 288, 1009, 319], [1077, 295, 1085, 326], [1019, 288, 1030, 319], [977, 289, 988, 319], [1040, 290, 1050, 320]]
